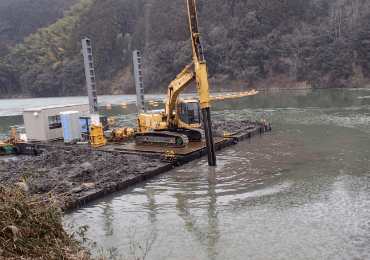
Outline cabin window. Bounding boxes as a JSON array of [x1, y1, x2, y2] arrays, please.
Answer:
[[48, 115, 62, 129], [179, 102, 200, 124], [186, 102, 200, 124], [181, 103, 187, 115]]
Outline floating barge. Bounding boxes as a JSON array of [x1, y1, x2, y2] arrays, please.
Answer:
[[1, 103, 271, 210], [1, 120, 271, 210], [64, 122, 271, 210]]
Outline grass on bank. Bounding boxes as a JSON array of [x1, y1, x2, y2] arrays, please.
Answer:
[[0, 183, 89, 259]]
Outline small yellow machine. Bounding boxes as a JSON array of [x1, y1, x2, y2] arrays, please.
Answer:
[[105, 127, 135, 142], [0, 127, 23, 155], [90, 123, 107, 147]]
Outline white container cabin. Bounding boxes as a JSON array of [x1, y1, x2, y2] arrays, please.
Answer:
[[23, 104, 89, 142]]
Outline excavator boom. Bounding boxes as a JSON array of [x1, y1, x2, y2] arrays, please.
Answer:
[[165, 63, 195, 126]]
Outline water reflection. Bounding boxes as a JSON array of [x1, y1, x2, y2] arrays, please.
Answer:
[[174, 167, 219, 259], [101, 203, 115, 237], [147, 188, 157, 223]]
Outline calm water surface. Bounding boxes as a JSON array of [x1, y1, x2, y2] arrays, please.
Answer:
[[1, 89, 370, 259]]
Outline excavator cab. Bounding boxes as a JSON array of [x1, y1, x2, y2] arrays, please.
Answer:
[[179, 100, 201, 125]]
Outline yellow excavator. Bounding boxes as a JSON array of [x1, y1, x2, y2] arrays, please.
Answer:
[[135, 61, 202, 147], [133, 0, 216, 165]]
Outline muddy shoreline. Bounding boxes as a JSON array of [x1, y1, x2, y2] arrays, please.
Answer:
[[0, 120, 270, 210]]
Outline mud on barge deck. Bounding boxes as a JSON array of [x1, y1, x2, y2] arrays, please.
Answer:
[[0, 120, 271, 210]]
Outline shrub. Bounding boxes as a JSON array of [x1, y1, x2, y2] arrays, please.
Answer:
[[0, 184, 89, 259]]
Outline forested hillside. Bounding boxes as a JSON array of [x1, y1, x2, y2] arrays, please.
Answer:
[[0, 0, 80, 44], [1, 0, 370, 98]]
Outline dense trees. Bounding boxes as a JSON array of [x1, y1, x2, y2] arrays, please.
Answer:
[[0, 0, 80, 44], [0, 42, 20, 96], [1, 0, 370, 98]]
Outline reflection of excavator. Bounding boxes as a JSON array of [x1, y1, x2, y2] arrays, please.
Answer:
[[133, 0, 216, 165]]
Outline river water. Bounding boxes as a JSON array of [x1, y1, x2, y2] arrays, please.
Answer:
[[1, 89, 370, 259]]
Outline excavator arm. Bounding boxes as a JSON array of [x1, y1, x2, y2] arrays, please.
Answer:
[[187, 0, 216, 166], [165, 62, 196, 127]]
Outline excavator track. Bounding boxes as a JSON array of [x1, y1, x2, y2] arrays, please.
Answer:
[[176, 128, 204, 142], [134, 131, 189, 147]]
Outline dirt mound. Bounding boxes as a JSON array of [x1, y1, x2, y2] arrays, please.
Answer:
[[211, 119, 263, 137], [0, 148, 168, 204]]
